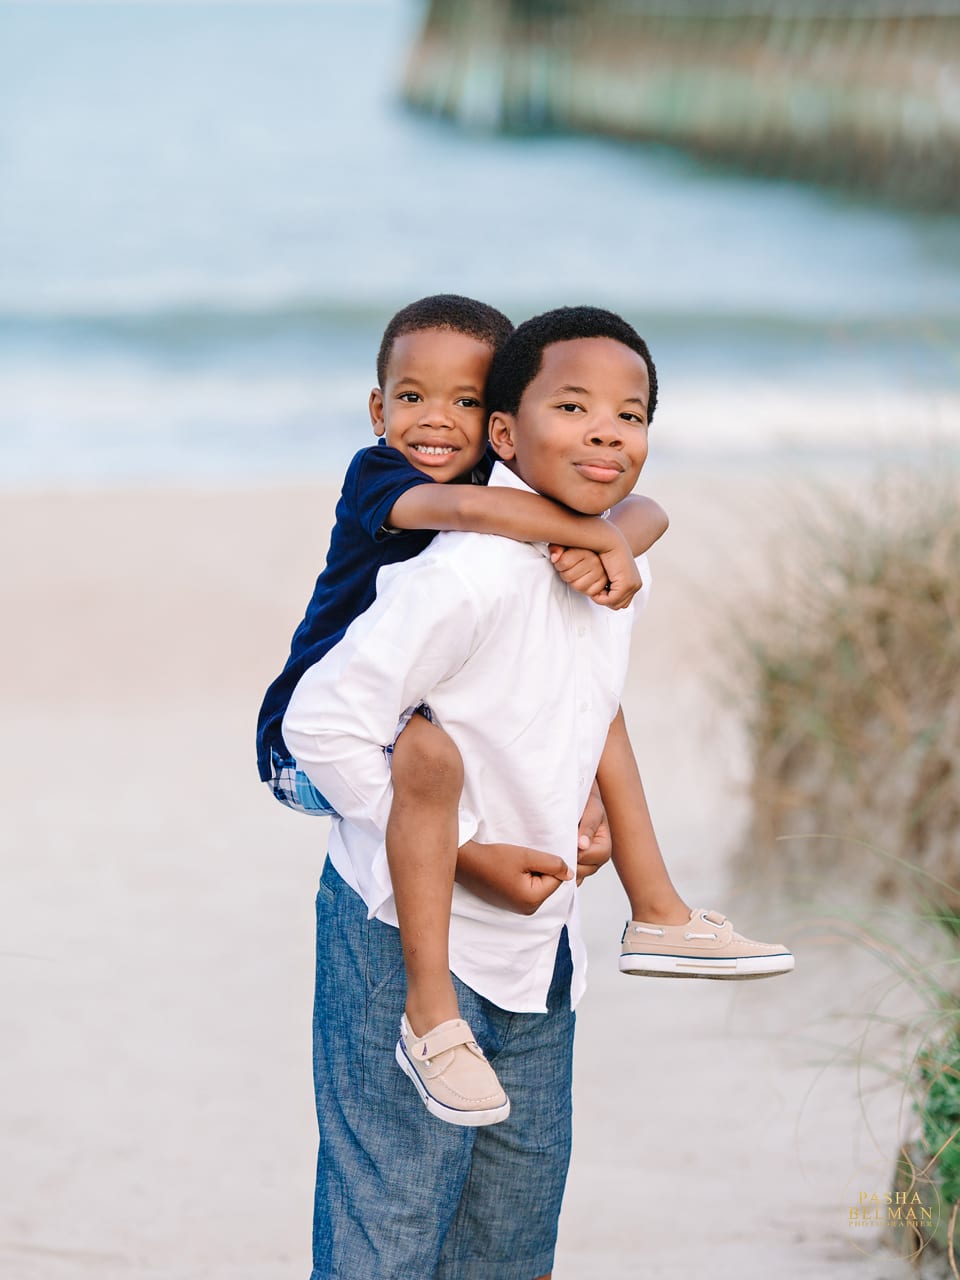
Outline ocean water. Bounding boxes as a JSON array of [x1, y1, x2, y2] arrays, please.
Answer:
[[2, 0, 959, 487]]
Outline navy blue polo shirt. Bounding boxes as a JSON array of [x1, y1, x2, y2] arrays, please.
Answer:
[[256, 442, 491, 781]]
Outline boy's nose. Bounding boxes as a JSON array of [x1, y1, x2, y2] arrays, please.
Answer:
[[587, 416, 623, 447], [420, 403, 453, 428]]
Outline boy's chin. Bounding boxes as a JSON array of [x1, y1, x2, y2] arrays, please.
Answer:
[[557, 489, 625, 516], [559, 470, 639, 514]]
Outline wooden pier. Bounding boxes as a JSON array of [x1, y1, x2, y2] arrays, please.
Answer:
[[403, 1, 960, 207]]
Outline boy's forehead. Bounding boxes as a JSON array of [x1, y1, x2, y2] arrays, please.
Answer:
[[386, 327, 494, 383], [533, 337, 649, 398]]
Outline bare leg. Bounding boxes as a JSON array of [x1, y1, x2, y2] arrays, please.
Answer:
[[596, 707, 691, 925], [387, 713, 463, 1037]]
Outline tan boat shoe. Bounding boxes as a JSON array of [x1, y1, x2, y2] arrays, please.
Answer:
[[619, 907, 795, 979], [395, 1015, 511, 1126]]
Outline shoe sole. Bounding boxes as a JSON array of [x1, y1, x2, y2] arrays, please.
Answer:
[[619, 952, 795, 979], [395, 1041, 511, 1127]]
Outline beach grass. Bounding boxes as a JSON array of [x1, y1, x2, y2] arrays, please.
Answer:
[[730, 465, 960, 912], [816, 899, 960, 1274], [730, 464, 960, 1273]]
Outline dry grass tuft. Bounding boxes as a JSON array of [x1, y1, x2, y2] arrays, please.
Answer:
[[733, 467, 960, 911]]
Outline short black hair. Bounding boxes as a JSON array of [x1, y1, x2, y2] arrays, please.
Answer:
[[485, 306, 658, 422], [376, 294, 514, 388]]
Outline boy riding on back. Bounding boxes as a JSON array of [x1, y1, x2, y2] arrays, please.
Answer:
[[282, 305, 793, 1279], [259, 295, 792, 1133]]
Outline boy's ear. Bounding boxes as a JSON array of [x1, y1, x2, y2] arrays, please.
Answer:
[[369, 388, 386, 437], [488, 411, 517, 461]]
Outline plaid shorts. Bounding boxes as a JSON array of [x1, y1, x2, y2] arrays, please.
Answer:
[[385, 701, 434, 757], [266, 703, 434, 818], [268, 748, 338, 816]]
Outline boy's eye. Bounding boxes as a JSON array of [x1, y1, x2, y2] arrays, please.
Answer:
[[397, 391, 422, 403], [557, 403, 584, 414], [620, 412, 647, 425], [456, 397, 483, 409]]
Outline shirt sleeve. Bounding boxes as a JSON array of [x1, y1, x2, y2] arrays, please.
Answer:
[[281, 551, 482, 847], [633, 551, 652, 615], [352, 445, 436, 542]]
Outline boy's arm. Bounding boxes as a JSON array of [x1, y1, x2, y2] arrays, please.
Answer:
[[283, 558, 572, 914], [595, 707, 686, 920], [573, 780, 612, 886], [390, 483, 623, 555], [607, 494, 669, 556], [283, 557, 483, 845], [456, 783, 611, 912], [548, 494, 667, 607], [389, 483, 641, 607]]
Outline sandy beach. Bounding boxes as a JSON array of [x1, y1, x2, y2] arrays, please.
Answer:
[[1, 471, 922, 1279]]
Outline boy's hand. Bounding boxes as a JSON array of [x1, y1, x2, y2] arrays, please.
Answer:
[[549, 546, 608, 599], [457, 839, 572, 915], [597, 530, 643, 609], [576, 780, 612, 886], [548, 530, 642, 611]]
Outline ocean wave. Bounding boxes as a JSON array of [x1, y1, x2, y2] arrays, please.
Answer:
[[0, 297, 390, 348], [1, 296, 958, 356], [1, 360, 958, 490]]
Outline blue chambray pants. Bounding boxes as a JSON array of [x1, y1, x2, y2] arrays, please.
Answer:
[[310, 858, 575, 1280]]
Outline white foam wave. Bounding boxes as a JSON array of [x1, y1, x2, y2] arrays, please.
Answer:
[[2, 363, 958, 488]]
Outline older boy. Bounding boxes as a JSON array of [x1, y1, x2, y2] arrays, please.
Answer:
[[286, 307, 672, 1279], [259, 295, 672, 1126]]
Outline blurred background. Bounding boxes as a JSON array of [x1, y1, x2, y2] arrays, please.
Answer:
[[2, 0, 959, 488]]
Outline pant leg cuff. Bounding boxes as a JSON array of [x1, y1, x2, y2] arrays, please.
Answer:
[[434, 1249, 555, 1280]]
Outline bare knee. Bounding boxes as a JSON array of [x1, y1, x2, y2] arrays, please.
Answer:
[[391, 714, 463, 802]]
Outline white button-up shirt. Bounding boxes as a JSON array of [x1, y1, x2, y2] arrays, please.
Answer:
[[283, 462, 650, 1013]]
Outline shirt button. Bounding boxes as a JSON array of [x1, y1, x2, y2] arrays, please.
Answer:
[[578, 775, 585, 786], [577, 626, 586, 637], [579, 701, 589, 712]]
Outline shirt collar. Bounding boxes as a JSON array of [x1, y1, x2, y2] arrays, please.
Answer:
[[487, 461, 554, 560], [487, 459, 534, 495]]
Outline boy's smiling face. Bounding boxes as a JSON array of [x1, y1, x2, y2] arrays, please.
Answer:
[[369, 327, 493, 483], [489, 336, 650, 514]]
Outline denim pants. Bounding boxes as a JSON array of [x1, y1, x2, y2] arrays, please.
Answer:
[[310, 858, 575, 1280]]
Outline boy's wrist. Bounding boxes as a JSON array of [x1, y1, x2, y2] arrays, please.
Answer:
[[582, 515, 624, 555]]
